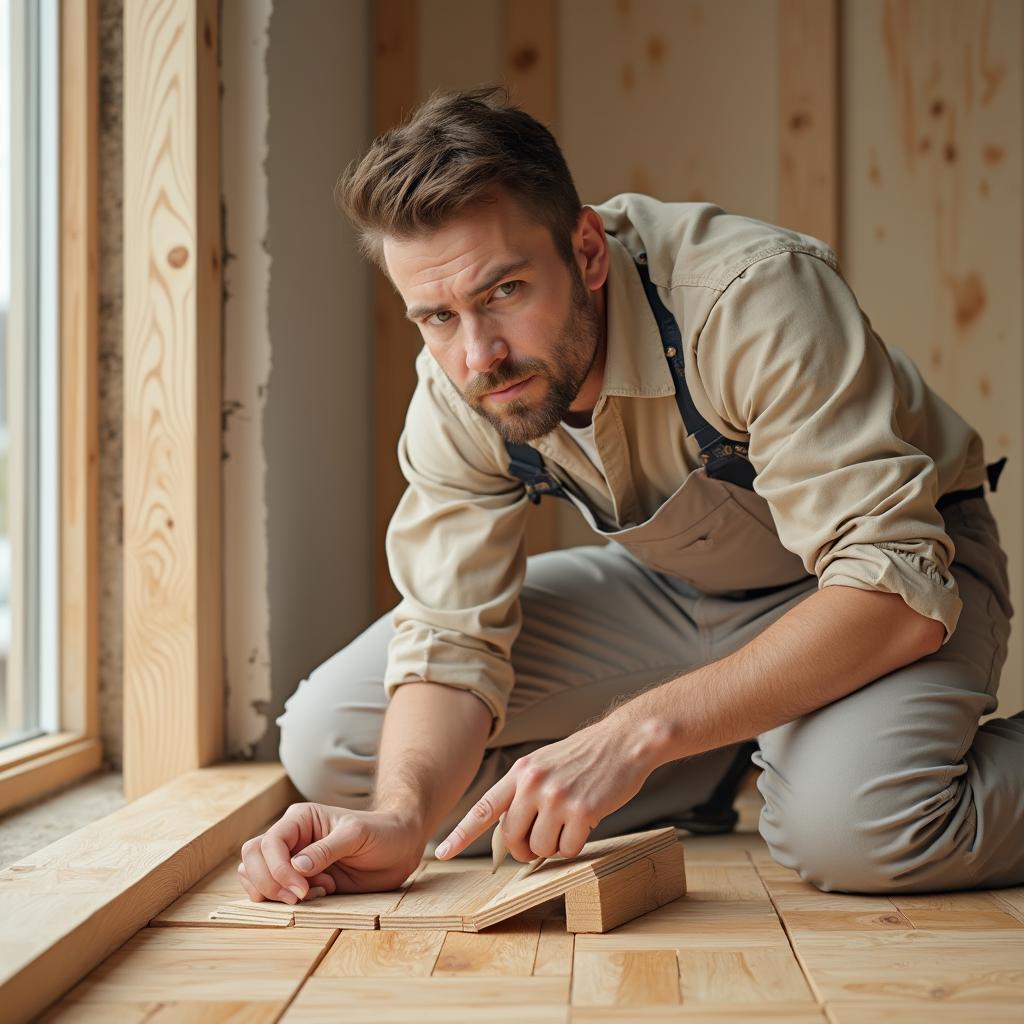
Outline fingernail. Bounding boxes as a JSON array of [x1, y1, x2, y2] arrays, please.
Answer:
[[279, 889, 298, 905], [307, 886, 326, 899], [435, 841, 450, 858], [292, 854, 313, 871], [289, 885, 305, 901]]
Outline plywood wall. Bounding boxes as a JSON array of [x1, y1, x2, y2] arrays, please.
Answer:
[[840, 0, 1023, 717]]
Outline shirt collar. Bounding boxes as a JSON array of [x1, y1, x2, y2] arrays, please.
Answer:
[[598, 233, 676, 401]]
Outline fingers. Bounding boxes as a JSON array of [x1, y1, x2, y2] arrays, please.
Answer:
[[261, 814, 310, 899], [435, 778, 515, 859], [237, 862, 327, 902]]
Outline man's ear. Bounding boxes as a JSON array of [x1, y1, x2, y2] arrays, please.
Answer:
[[575, 206, 609, 291]]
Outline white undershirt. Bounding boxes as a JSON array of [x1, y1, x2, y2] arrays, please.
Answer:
[[560, 418, 606, 478]]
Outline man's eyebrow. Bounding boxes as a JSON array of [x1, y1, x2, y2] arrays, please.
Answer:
[[404, 258, 532, 322]]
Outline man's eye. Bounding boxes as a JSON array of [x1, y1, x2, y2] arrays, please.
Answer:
[[427, 310, 454, 326], [496, 281, 520, 298]]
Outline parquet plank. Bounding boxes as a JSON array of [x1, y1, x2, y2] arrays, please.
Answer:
[[39, 927, 336, 1020], [991, 886, 1024, 923], [685, 864, 772, 902], [789, 929, 1024, 1004], [571, 949, 680, 1007], [827, 1004, 1024, 1023], [281, 977, 570, 1023], [432, 918, 542, 976], [570, 1006, 826, 1022], [677, 949, 815, 1003], [533, 919, 574, 976], [314, 929, 446, 977]]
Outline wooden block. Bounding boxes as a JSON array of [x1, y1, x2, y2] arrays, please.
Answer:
[[571, 949, 680, 1007], [464, 827, 680, 932], [564, 842, 687, 933]]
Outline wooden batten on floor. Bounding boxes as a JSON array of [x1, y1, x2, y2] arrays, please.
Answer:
[[0, 763, 298, 1024]]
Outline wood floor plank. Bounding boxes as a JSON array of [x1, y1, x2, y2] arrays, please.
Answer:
[[570, 1005, 826, 1021], [533, 919, 574, 976], [40, 1000, 282, 1022], [571, 949, 680, 1007], [790, 930, 1024, 1004], [684, 864, 772, 902], [281, 977, 570, 1023], [991, 886, 1024, 923], [39, 926, 336, 1019], [433, 918, 542, 976], [826, 1003, 1024, 1022], [314, 928, 446, 977], [676, 948, 815, 1004]]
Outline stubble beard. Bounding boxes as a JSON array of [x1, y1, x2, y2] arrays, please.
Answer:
[[459, 267, 604, 445]]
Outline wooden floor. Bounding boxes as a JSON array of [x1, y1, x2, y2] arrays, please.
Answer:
[[41, 813, 1024, 1022]]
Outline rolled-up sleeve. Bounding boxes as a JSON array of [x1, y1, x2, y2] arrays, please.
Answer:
[[383, 351, 529, 740], [695, 250, 962, 642]]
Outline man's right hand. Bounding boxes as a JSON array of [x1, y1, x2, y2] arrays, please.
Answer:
[[237, 801, 426, 903]]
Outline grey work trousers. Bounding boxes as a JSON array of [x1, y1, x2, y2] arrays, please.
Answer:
[[277, 495, 1024, 893]]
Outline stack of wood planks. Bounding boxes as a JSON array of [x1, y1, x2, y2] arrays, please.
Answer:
[[209, 825, 686, 933]]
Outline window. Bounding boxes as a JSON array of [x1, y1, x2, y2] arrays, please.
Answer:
[[1, 0, 60, 750]]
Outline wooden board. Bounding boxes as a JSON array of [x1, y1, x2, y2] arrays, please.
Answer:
[[0, 763, 296, 1024]]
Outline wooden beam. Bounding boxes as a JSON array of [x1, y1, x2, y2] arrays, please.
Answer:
[[778, 0, 839, 254], [0, 762, 299, 1024], [502, 0, 560, 556], [60, 0, 100, 741], [122, 0, 224, 797], [372, 0, 421, 616]]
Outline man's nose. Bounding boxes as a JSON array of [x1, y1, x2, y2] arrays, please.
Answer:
[[464, 319, 508, 374]]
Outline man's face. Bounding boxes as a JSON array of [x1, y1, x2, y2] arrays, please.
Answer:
[[383, 190, 606, 444]]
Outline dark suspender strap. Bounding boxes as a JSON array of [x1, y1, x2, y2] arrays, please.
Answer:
[[504, 441, 568, 505], [634, 252, 756, 490], [633, 253, 720, 450]]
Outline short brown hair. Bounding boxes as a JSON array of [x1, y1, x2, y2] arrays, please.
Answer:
[[335, 84, 582, 274]]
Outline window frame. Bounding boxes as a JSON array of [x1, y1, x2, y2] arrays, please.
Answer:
[[0, 0, 101, 813]]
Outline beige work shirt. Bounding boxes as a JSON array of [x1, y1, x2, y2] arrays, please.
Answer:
[[384, 193, 989, 740]]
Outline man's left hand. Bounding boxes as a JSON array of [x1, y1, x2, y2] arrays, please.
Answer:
[[433, 716, 659, 863]]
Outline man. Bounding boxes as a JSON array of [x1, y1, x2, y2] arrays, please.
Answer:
[[237, 86, 1021, 908]]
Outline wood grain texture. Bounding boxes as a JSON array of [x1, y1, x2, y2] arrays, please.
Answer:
[[840, 0, 1024, 718], [60, 0, 100, 743], [564, 842, 686, 932], [39, 926, 336, 1021], [571, 949, 680, 1007], [778, 0, 840, 249], [123, 0, 223, 798], [433, 918, 542, 975], [372, 0, 420, 616], [502, 0, 559, 554], [0, 763, 297, 1024]]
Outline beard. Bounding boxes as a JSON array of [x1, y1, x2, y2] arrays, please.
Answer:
[[453, 264, 604, 445]]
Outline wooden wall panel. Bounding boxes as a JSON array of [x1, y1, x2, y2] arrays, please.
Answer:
[[556, 0, 779, 549], [841, 0, 1023, 716], [778, 0, 839, 250], [373, 0, 420, 617], [503, 0, 560, 556], [123, 0, 224, 797], [557, 0, 778, 217]]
